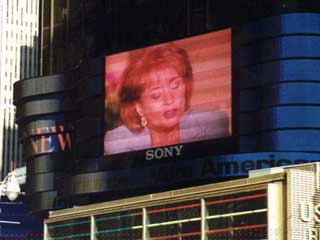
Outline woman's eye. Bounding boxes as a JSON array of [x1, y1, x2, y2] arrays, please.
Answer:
[[150, 92, 161, 99], [170, 79, 180, 89]]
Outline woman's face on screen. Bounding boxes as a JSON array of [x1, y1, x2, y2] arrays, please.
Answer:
[[136, 67, 186, 132]]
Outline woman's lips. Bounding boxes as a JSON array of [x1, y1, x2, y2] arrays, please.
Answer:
[[164, 109, 178, 119]]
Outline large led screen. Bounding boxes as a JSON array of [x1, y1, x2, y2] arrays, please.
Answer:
[[104, 29, 231, 159]]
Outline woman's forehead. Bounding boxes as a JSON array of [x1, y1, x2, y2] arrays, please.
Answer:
[[142, 66, 180, 82]]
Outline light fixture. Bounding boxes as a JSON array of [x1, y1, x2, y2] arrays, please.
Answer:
[[0, 171, 21, 201]]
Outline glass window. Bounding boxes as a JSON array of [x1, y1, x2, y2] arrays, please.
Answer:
[[46, 188, 269, 240], [147, 200, 201, 240], [47, 217, 91, 240], [95, 209, 142, 240], [43, 0, 51, 27], [54, 0, 67, 24], [205, 190, 267, 240]]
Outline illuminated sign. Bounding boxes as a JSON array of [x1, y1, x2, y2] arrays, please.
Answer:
[[27, 125, 72, 155], [300, 201, 320, 239], [288, 168, 320, 240], [145, 145, 183, 160], [104, 29, 232, 161], [71, 153, 320, 193]]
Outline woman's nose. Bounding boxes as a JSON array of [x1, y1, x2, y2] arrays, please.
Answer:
[[162, 89, 174, 105]]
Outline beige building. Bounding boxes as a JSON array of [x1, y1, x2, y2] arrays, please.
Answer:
[[0, 0, 39, 179], [44, 163, 320, 240]]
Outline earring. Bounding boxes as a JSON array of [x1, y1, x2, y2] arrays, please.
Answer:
[[141, 117, 147, 127]]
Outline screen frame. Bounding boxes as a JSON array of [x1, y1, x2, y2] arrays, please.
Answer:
[[101, 27, 239, 171]]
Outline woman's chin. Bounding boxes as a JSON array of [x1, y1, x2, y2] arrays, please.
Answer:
[[150, 123, 180, 133]]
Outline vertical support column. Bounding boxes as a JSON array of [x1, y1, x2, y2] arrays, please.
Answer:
[[268, 182, 284, 240], [3, 109, 9, 175], [35, 0, 39, 76], [43, 222, 48, 240], [49, 0, 54, 73], [143, 208, 149, 240], [201, 198, 208, 240], [40, 0, 44, 75], [316, 163, 320, 191], [14, 124, 20, 167], [90, 215, 96, 240]]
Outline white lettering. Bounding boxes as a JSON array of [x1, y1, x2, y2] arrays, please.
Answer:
[[145, 150, 154, 160], [145, 145, 184, 160], [164, 147, 174, 157], [174, 145, 183, 156], [300, 201, 313, 222], [309, 228, 319, 240], [154, 148, 164, 159], [315, 204, 320, 223]]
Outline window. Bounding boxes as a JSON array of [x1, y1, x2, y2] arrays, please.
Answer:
[[46, 189, 268, 240], [147, 200, 201, 240], [95, 210, 143, 240], [47, 217, 91, 240]]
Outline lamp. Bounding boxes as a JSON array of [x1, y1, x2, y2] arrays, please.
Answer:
[[0, 171, 21, 201]]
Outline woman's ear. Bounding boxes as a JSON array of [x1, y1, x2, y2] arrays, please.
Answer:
[[135, 103, 148, 127]]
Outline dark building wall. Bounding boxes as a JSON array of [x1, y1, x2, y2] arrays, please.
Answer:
[[0, 202, 43, 239], [14, 1, 320, 214], [13, 72, 76, 212], [40, 0, 104, 75], [238, 13, 320, 152], [39, 0, 320, 76]]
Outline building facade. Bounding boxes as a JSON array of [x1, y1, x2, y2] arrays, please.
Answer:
[[45, 163, 320, 240], [38, 0, 320, 76], [12, 1, 320, 215], [40, 0, 104, 75], [0, 0, 39, 180]]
